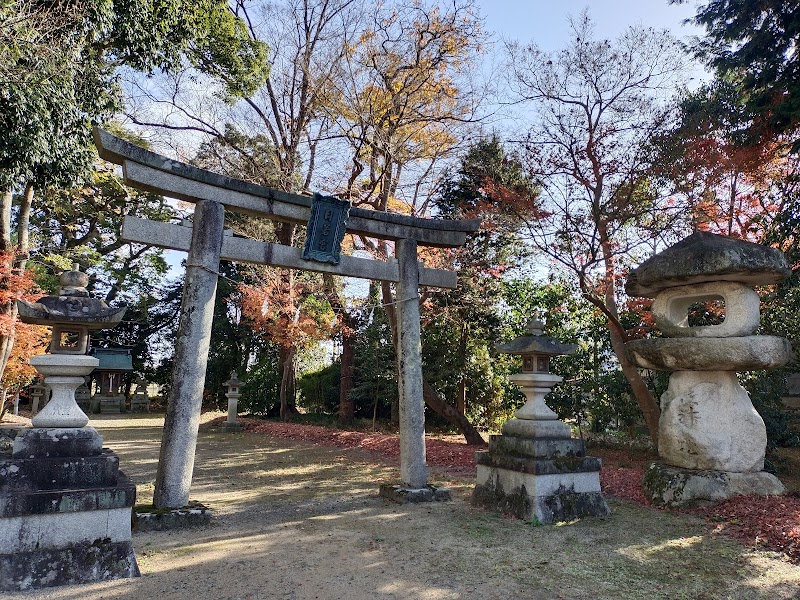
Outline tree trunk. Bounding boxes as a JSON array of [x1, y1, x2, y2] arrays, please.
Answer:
[[338, 329, 355, 421], [16, 185, 32, 264], [321, 273, 356, 422], [607, 324, 660, 444], [276, 222, 297, 419], [279, 345, 295, 421], [381, 279, 401, 425], [457, 322, 468, 415], [0, 188, 12, 252], [0, 188, 14, 376], [423, 380, 486, 446], [0, 387, 7, 420], [0, 184, 33, 381], [597, 218, 660, 445]]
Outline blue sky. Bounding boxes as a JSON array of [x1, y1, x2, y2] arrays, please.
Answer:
[[477, 0, 703, 48], [159, 1, 708, 280]]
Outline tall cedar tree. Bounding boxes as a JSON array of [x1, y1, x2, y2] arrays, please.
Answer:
[[675, 0, 800, 150], [425, 138, 533, 425]]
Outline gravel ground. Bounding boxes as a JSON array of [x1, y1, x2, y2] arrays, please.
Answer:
[[6, 413, 800, 600]]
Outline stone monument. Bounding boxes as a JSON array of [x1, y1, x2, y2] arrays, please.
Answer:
[[0, 265, 139, 591], [472, 319, 610, 523], [625, 232, 791, 506], [130, 380, 150, 412]]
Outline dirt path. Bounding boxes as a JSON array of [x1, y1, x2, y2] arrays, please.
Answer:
[[9, 414, 800, 600]]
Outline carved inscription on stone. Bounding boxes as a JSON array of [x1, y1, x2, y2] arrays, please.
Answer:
[[677, 398, 700, 427]]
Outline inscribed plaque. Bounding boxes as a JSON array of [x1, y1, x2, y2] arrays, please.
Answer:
[[302, 193, 351, 264]]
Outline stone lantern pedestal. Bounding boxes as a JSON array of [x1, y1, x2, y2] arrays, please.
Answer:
[[29, 354, 97, 428], [472, 320, 610, 524], [0, 266, 138, 591]]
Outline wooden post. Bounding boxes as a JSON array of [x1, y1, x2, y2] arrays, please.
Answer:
[[153, 200, 225, 508], [395, 238, 428, 488]]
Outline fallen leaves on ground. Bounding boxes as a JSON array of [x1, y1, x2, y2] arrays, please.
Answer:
[[238, 418, 479, 477], [689, 495, 800, 563], [217, 416, 800, 563]]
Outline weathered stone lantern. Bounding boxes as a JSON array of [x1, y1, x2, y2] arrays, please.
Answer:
[[472, 318, 610, 523], [130, 379, 150, 412], [223, 372, 244, 431], [16, 264, 125, 427], [29, 382, 48, 414], [498, 319, 576, 432], [626, 232, 791, 506], [0, 265, 138, 591]]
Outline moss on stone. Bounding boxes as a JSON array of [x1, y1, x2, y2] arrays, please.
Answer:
[[471, 480, 532, 520]]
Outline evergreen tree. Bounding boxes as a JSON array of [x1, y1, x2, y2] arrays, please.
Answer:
[[676, 0, 800, 149]]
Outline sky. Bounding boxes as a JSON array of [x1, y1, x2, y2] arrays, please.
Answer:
[[477, 0, 704, 49], [160, 0, 710, 280]]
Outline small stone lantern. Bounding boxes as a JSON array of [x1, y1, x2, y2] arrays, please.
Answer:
[[130, 380, 150, 413], [472, 317, 610, 524], [223, 372, 244, 431], [29, 383, 48, 414], [496, 318, 576, 430], [16, 264, 126, 428]]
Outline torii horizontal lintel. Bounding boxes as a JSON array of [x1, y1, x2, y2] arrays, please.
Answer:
[[121, 216, 458, 289], [94, 128, 480, 248]]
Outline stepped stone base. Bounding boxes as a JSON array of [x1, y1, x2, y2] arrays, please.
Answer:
[[97, 395, 125, 414], [130, 399, 150, 412], [0, 540, 139, 590], [643, 462, 786, 507], [379, 483, 451, 503], [12, 426, 103, 458], [0, 427, 139, 591], [134, 501, 213, 532], [472, 430, 610, 524]]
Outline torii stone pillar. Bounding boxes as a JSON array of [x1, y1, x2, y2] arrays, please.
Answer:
[[153, 200, 225, 508], [395, 239, 428, 488]]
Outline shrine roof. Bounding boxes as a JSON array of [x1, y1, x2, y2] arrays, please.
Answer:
[[89, 348, 133, 371]]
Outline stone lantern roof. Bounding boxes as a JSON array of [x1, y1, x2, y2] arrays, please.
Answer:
[[224, 373, 243, 388], [17, 264, 126, 329], [626, 232, 790, 298], [495, 319, 577, 357]]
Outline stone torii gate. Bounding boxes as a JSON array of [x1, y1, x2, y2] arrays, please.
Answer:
[[94, 129, 479, 508]]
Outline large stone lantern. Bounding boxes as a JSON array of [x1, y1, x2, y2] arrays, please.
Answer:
[[472, 318, 610, 524], [626, 232, 791, 506], [0, 265, 138, 591]]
